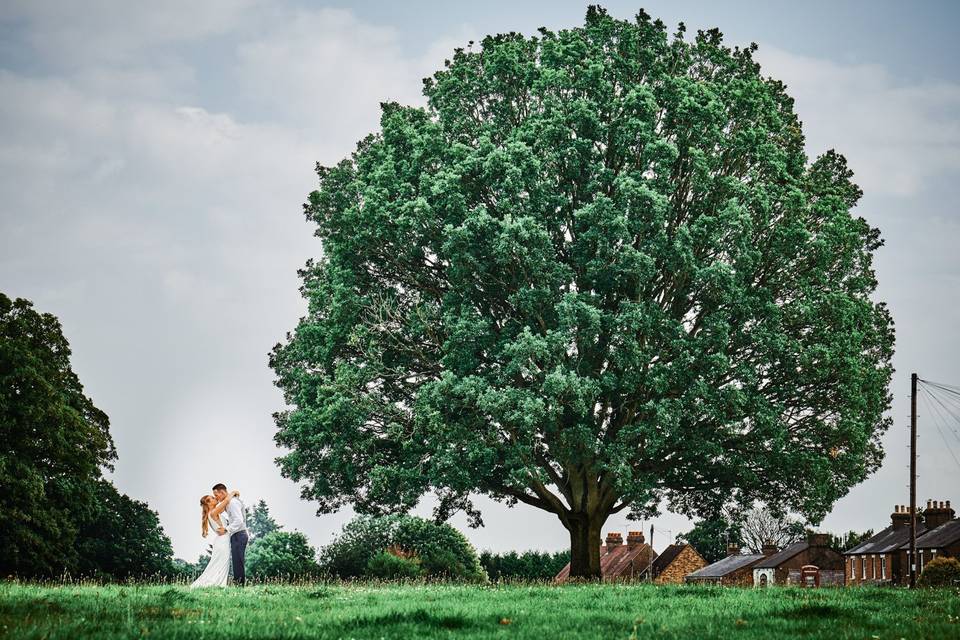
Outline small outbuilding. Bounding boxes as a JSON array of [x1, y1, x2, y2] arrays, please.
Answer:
[[684, 545, 764, 586], [642, 543, 707, 584], [555, 531, 657, 582], [752, 534, 845, 587]]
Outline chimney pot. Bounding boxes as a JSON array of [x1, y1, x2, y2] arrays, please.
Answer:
[[606, 532, 623, 547], [626, 531, 645, 547], [727, 543, 740, 556]]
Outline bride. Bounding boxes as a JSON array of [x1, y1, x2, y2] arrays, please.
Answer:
[[190, 489, 240, 588]]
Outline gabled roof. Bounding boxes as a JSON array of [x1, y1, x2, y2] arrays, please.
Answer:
[[845, 524, 927, 555], [754, 541, 807, 569], [904, 519, 960, 550], [649, 544, 686, 575], [686, 553, 764, 579], [554, 543, 656, 581]]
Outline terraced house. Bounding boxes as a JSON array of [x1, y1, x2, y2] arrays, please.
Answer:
[[899, 500, 958, 576], [844, 505, 923, 585]]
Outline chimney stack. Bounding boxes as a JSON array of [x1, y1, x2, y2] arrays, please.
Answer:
[[891, 504, 912, 530], [923, 498, 956, 529], [807, 533, 832, 548], [626, 531, 645, 548], [605, 532, 623, 548], [761, 540, 778, 556], [727, 543, 740, 557]]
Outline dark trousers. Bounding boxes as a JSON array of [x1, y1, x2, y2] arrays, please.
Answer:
[[230, 530, 249, 586]]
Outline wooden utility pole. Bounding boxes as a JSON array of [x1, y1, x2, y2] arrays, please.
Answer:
[[909, 372, 918, 588]]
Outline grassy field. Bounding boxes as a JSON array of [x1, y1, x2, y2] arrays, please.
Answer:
[[1, 582, 959, 639]]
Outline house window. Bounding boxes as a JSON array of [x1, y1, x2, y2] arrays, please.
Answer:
[[870, 555, 876, 579], [850, 558, 855, 580], [861, 556, 866, 579], [919, 550, 924, 573], [881, 556, 886, 579]]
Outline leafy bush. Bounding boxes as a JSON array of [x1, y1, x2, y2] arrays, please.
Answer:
[[366, 550, 423, 580], [917, 556, 960, 588], [318, 515, 485, 581], [245, 531, 320, 580], [479, 550, 571, 581]]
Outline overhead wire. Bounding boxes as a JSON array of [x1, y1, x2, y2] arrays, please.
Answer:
[[917, 385, 960, 471]]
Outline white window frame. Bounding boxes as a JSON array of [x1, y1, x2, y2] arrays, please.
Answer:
[[850, 558, 855, 579], [880, 555, 886, 579], [861, 555, 866, 579]]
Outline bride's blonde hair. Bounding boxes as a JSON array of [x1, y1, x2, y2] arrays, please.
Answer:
[[200, 495, 214, 537]]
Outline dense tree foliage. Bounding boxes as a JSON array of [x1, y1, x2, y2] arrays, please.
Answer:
[[245, 499, 283, 540], [677, 515, 743, 563], [245, 531, 320, 580], [479, 550, 571, 581], [318, 515, 486, 581], [75, 479, 175, 580], [271, 7, 895, 577], [0, 293, 116, 576]]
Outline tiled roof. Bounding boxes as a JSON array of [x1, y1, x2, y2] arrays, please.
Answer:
[[903, 519, 960, 550], [685, 553, 764, 579], [845, 524, 927, 555], [554, 543, 656, 581], [753, 541, 808, 569], [649, 544, 686, 575]]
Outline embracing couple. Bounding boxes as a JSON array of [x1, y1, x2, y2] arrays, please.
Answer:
[[190, 482, 249, 588]]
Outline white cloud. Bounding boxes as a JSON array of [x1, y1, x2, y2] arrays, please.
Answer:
[[757, 45, 960, 197], [2, 0, 264, 67]]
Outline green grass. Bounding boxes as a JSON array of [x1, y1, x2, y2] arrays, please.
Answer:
[[1, 582, 959, 639]]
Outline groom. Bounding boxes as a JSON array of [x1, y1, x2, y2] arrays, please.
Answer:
[[212, 482, 248, 586]]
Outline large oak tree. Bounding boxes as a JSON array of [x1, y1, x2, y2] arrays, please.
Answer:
[[271, 7, 894, 578]]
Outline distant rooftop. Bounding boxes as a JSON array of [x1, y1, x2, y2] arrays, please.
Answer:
[[686, 553, 764, 579]]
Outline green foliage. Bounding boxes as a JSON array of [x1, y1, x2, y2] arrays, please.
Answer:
[[318, 515, 486, 581], [366, 551, 424, 580], [74, 480, 175, 580], [677, 516, 743, 564], [245, 499, 282, 540], [0, 293, 116, 577], [271, 6, 895, 577], [4, 583, 960, 639], [826, 529, 874, 555], [917, 556, 960, 588], [244, 531, 320, 580], [479, 550, 571, 581]]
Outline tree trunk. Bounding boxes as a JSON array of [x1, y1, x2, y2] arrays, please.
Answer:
[[567, 516, 603, 580]]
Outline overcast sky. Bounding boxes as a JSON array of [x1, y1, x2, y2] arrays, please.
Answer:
[[2, 1, 959, 562]]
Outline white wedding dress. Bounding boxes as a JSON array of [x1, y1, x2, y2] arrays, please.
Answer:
[[190, 513, 232, 588]]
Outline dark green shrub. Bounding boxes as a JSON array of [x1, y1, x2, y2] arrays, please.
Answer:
[[366, 551, 423, 580], [917, 556, 960, 588], [245, 531, 320, 580], [318, 515, 486, 581], [479, 550, 571, 581]]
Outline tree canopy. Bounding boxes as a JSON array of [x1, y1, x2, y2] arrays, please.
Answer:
[[246, 499, 283, 540], [271, 7, 894, 577], [0, 292, 116, 576], [75, 479, 175, 580]]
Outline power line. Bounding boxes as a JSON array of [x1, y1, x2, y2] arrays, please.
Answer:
[[918, 383, 960, 443], [918, 386, 960, 471]]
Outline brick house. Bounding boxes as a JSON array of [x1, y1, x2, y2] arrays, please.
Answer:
[[899, 500, 958, 577], [642, 543, 707, 584], [752, 534, 845, 586], [844, 505, 926, 585], [685, 544, 765, 586], [555, 531, 657, 582]]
